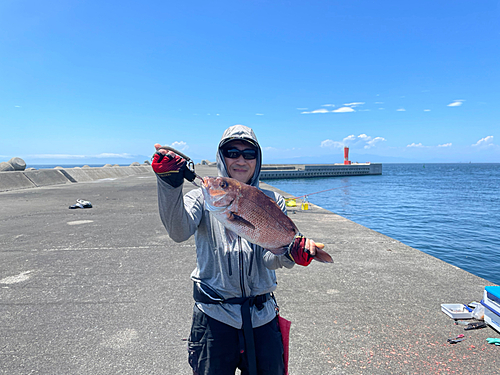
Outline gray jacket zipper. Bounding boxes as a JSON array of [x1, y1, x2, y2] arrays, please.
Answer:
[[238, 237, 246, 297], [227, 251, 232, 276], [248, 245, 254, 277]]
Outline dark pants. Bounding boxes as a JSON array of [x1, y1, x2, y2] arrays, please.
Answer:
[[188, 305, 284, 375]]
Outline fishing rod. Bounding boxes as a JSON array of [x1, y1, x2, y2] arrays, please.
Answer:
[[157, 145, 204, 187], [284, 185, 351, 201]]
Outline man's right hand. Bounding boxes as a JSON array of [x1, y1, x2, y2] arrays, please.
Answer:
[[152, 144, 187, 188]]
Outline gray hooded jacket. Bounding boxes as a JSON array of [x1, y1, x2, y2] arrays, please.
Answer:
[[157, 125, 294, 329]]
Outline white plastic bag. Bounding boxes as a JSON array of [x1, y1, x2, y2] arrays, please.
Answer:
[[472, 303, 485, 320]]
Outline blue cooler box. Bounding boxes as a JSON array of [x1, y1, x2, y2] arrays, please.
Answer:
[[481, 286, 500, 334]]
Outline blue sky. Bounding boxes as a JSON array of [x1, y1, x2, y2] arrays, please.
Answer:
[[1, 0, 499, 165]]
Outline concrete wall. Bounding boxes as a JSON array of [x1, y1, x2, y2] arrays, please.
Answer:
[[0, 166, 153, 192]]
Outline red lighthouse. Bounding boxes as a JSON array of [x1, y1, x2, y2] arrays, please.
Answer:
[[344, 146, 351, 165]]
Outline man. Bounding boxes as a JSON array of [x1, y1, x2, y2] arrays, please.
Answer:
[[152, 125, 319, 375]]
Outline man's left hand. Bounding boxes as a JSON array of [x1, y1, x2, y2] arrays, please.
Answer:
[[286, 235, 324, 266]]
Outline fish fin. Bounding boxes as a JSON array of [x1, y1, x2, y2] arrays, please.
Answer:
[[225, 228, 238, 243], [228, 211, 256, 230], [313, 247, 334, 263]]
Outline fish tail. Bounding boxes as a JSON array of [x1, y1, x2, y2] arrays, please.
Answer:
[[313, 247, 334, 263]]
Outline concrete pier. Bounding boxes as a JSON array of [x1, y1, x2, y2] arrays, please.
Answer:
[[0, 165, 497, 374]]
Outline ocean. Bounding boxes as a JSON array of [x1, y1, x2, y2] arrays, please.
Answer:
[[266, 163, 500, 286]]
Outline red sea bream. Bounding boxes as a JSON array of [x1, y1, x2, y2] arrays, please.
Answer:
[[202, 176, 333, 263]]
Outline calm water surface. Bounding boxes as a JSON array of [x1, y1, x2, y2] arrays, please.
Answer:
[[266, 163, 500, 286]]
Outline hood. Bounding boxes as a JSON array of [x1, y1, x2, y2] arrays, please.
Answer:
[[216, 125, 262, 188]]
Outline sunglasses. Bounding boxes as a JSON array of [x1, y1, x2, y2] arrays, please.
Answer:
[[222, 147, 257, 160]]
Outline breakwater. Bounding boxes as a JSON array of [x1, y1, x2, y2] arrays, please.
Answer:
[[260, 162, 382, 179], [0, 164, 152, 192]]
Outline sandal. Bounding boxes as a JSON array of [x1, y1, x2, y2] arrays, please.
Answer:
[[76, 199, 92, 208]]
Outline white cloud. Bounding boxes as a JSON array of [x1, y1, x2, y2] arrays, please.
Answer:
[[343, 135, 357, 142], [170, 141, 189, 151], [255, 113, 264, 116], [447, 100, 465, 107], [424, 109, 431, 112], [15, 105, 21, 108], [365, 137, 386, 149], [320, 139, 343, 148], [332, 107, 355, 113], [321, 134, 385, 149], [407, 143, 425, 148], [300, 102, 362, 113], [302, 108, 330, 114], [438, 143, 452, 147], [349, 134, 386, 149], [472, 136, 494, 147], [396, 108, 406, 111]]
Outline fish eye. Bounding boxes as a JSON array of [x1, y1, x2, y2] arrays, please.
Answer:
[[219, 180, 228, 189]]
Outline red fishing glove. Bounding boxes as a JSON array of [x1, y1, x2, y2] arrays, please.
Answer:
[[152, 151, 187, 188], [286, 235, 313, 266]]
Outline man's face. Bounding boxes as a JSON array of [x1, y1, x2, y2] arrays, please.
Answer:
[[223, 140, 257, 184]]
